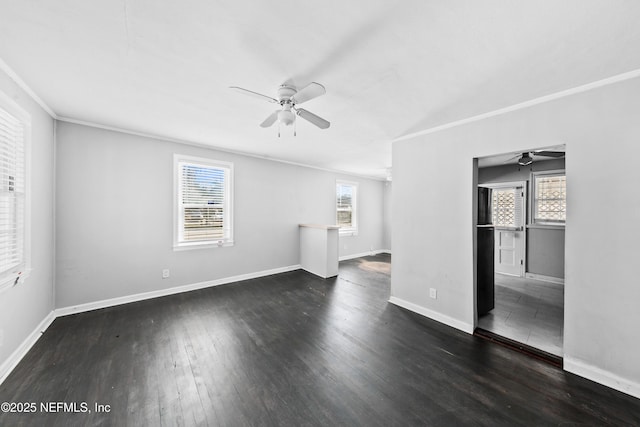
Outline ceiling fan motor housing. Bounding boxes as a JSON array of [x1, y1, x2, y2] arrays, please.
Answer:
[[277, 85, 297, 102]]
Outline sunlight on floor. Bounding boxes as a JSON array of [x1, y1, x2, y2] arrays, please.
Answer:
[[358, 260, 391, 275]]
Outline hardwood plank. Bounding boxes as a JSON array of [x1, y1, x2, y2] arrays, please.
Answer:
[[1, 254, 639, 426]]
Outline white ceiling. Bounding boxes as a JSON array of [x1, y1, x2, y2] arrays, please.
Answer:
[[1, 1, 639, 179]]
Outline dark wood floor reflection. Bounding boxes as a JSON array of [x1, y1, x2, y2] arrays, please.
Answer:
[[1, 254, 639, 426]]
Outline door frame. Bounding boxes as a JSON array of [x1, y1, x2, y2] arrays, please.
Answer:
[[479, 181, 527, 277]]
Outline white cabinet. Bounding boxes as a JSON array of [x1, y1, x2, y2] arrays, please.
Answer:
[[299, 224, 339, 278]]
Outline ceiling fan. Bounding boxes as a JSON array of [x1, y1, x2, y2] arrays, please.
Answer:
[[507, 150, 565, 166], [229, 82, 330, 135]]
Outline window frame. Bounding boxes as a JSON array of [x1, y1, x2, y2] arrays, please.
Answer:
[[530, 169, 566, 227], [173, 154, 234, 250], [481, 181, 526, 230], [0, 91, 31, 292], [336, 180, 358, 236]]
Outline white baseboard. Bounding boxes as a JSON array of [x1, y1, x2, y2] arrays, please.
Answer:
[[388, 296, 474, 334], [0, 311, 56, 385], [525, 272, 564, 285], [339, 249, 391, 261], [564, 356, 640, 399], [55, 264, 301, 317], [1, 265, 302, 385]]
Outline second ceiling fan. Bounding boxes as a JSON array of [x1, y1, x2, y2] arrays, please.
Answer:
[[507, 150, 565, 166], [230, 82, 330, 135]]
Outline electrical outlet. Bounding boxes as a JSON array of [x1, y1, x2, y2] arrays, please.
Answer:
[[429, 288, 437, 299], [162, 269, 170, 279]]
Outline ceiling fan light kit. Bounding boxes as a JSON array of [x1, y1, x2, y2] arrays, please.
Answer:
[[230, 82, 330, 135], [277, 107, 295, 126]]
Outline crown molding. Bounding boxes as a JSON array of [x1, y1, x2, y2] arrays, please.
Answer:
[[56, 116, 386, 181], [4, 53, 640, 178], [392, 68, 640, 143], [0, 57, 57, 118]]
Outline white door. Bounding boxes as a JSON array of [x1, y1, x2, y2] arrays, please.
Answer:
[[491, 185, 525, 277]]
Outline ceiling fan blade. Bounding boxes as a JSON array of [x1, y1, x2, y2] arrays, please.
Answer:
[[502, 153, 522, 163], [295, 108, 330, 129], [260, 111, 278, 128], [533, 150, 565, 158], [229, 86, 278, 103], [291, 82, 326, 105]]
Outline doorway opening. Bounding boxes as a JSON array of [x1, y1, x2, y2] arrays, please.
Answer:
[[475, 146, 566, 359]]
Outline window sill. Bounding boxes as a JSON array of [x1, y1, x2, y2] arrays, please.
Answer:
[[527, 224, 565, 230], [173, 241, 234, 251], [339, 230, 359, 237]]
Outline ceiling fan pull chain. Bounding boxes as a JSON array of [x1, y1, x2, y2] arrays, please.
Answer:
[[278, 121, 281, 138], [294, 119, 297, 137]]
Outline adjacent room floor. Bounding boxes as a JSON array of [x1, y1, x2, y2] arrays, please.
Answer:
[[478, 274, 564, 356], [1, 254, 639, 426]]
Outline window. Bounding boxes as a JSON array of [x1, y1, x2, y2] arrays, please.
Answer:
[[336, 181, 357, 234], [492, 188, 516, 227], [174, 155, 233, 249], [482, 183, 525, 229], [0, 98, 29, 291], [532, 171, 566, 225]]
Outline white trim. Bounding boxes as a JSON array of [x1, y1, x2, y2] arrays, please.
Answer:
[[525, 272, 564, 285], [0, 58, 56, 118], [527, 224, 564, 230], [479, 181, 526, 190], [388, 296, 474, 334], [336, 180, 358, 234], [564, 356, 640, 400], [0, 311, 56, 385], [173, 154, 234, 249], [2, 265, 300, 385], [0, 91, 32, 289], [55, 264, 301, 317], [531, 169, 566, 226], [339, 249, 389, 261], [52, 120, 57, 309], [56, 116, 386, 181], [173, 241, 235, 251], [392, 68, 640, 143], [0, 90, 31, 126], [3, 54, 640, 182]]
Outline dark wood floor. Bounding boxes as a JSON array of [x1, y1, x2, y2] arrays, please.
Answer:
[[1, 254, 639, 426]]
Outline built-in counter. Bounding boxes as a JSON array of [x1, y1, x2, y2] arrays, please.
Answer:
[[299, 224, 339, 278]]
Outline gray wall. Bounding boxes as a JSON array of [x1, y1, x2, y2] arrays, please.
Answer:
[[0, 69, 55, 369], [392, 75, 640, 395], [479, 159, 565, 279], [382, 181, 392, 251], [527, 228, 564, 278], [55, 122, 386, 308]]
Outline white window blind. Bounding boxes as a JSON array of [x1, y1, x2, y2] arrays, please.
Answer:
[[0, 106, 26, 285], [175, 156, 233, 248], [336, 181, 357, 233]]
